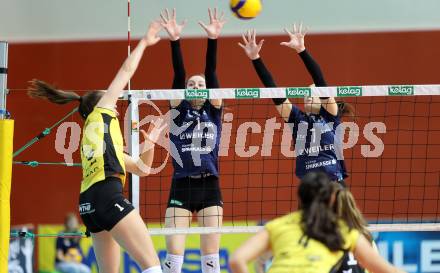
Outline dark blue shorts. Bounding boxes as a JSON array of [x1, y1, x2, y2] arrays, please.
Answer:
[[167, 175, 223, 213]]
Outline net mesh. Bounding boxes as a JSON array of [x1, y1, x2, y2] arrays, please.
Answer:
[[118, 86, 440, 233]]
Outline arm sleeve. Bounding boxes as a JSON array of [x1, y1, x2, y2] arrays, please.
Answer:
[[298, 50, 327, 87], [252, 58, 278, 88], [171, 40, 186, 89], [205, 39, 219, 89]]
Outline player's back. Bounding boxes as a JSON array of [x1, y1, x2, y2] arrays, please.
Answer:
[[265, 211, 360, 273]]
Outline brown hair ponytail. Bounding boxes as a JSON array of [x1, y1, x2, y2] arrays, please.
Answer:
[[28, 79, 81, 104], [28, 79, 104, 119], [335, 188, 373, 242], [299, 172, 345, 251]]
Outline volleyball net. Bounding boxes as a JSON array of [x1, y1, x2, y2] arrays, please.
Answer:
[[119, 84, 440, 234]]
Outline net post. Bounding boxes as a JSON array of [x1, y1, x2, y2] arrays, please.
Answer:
[[0, 41, 12, 273], [126, 96, 140, 209]]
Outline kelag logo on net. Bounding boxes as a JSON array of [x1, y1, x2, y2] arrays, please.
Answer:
[[337, 86, 363, 97], [388, 85, 414, 96], [286, 87, 311, 98], [185, 89, 210, 100], [235, 88, 260, 99]]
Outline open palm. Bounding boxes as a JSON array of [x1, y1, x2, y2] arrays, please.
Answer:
[[280, 23, 308, 53], [199, 8, 227, 39], [238, 29, 264, 60], [143, 21, 162, 46], [160, 8, 187, 41]]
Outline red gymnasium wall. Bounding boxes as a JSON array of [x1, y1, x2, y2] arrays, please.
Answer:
[[9, 31, 440, 226]]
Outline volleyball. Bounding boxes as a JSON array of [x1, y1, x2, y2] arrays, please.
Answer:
[[230, 0, 262, 20]]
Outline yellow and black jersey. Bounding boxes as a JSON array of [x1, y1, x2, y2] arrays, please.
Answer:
[[80, 107, 125, 193], [265, 211, 360, 273]]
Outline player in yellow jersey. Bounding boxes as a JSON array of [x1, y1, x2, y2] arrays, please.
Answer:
[[230, 172, 406, 273], [28, 20, 165, 273], [253, 183, 378, 273]]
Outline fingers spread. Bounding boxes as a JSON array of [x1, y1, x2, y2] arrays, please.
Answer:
[[160, 12, 168, 24], [214, 7, 218, 19], [198, 21, 208, 31], [242, 33, 249, 44], [220, 11, 225, 22], [208, 8, 213, 21], [302, 26, 309, 36]]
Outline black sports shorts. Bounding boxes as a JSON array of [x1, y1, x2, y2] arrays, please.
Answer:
[[78, 177, 134, 233], [167, 174, 223, 213]]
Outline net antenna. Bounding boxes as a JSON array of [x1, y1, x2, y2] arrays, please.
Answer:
[[125, 0, 141, 209]]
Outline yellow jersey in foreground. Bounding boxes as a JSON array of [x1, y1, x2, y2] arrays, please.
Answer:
[[265, 211, 360, 273], [80, 107, 125, 193]]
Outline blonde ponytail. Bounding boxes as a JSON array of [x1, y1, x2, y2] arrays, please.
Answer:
[[335, 189, 373, 242]]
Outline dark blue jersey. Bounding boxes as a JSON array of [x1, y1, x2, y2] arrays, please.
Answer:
[[288, 105, 348, 181], [170, 100, 222, 179]]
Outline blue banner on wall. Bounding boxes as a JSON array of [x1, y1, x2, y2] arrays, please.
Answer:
[[37, 225, 440, 273], [375, 231, 440, 273]]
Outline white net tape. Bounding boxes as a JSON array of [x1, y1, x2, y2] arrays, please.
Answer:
[[121, 84, 440, 100]]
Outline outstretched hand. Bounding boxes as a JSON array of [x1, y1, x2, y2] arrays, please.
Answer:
[[143, 20, 162, 46], [198, 8, 227, 39], [238, 29, 264, 60], [141, 117, 167, 147], [280, 23, 308, 53], [160, 8, 187, 41]]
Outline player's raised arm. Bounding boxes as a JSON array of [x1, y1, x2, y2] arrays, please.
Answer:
[[97, 21, 162, 110], [239, 29, 292, 121], [281, 23, 338, 116], [199, 7, 226, 108], [160, 8, 187, 108]]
